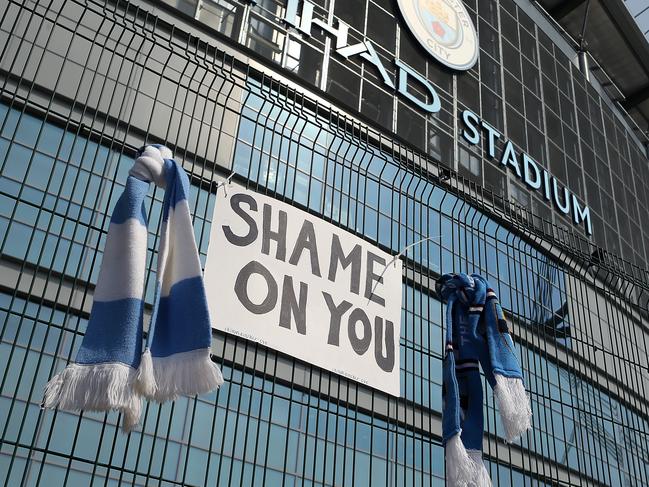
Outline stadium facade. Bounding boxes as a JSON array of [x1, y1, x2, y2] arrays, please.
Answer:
[[1, 0, 648, 485]]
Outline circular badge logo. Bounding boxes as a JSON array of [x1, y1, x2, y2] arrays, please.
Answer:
[[397, 0, 478, 71]]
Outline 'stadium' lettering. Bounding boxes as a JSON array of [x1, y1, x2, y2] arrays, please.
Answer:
[[460, 109, 593, 236], [225, 193, 397, 373]]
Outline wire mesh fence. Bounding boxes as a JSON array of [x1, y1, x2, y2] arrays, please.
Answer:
[[0, 0, 648, 485]]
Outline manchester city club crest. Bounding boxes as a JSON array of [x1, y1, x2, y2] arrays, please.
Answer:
[[397, 0, 478, 70]]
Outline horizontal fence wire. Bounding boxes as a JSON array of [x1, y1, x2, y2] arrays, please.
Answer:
[[0, 0, 648, 486]]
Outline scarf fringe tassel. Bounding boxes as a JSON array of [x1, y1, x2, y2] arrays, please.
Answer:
[[43, 363, 141, 432], [134, 348, 157, 397], [467, 450, 492, 487], [494, 374, 532, 442], [143, 348, 224, 402], [445, 433, 480, 487]]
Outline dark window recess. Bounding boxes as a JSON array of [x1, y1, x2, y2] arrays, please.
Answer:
[[427, 62, 453, 93], [162, 0, 198, 16], [542, 75, 560, 115], [524, 89, 543, 130], [466, 3, 478, 27], [559, 93, 576, 129], [397, 102, 425, 150], [502, 40, 521, 78], [519, 27, 537, 64], [500, 9, 519, 46], [427, 125, 452, 165], [631, 223, 645, 259], [360, 80, 393, 131], [613, 175, 628, 210], [617, 207, 632, 242], [366, 3, 396, 53], [247, 14, 285, 62], [622, 160, 635, 191], [526, 124, 546, 163], [596, 157, 613, 195], [577, 112, 593, 149], [530, 197, 548, 229], [604, 110, 616, 137], [581, 144, 595, 175], [548, 141, 567, 181], [506, 104, 527, 150], [522, 57, 540, 96], [199, 0, 244, 40], [399, 28, 426, 75], [555, 64, 572, 97], [565, 158, 583, 198], [517, 8, 536, 35], [499, 0, 517, 16], [511, 182, 531, 209], [435, 98, 454, 131], [601, 189, 617, 225], [457, 73, 480, 114], [481, 89, 503, 131], [592, 126, 606, 156], [545, 108, 562, 147], [563, 126, 579, 162], [587, 212, 604, 246], [283, 40, 323, 87], [608, 150, 631, 188], [585, 175, 602, 216], [334, 0, 366, 31], [537, 28, 553, 53], [504, 71, 524, 111], [480, 52, 501, 94], [327, 60, 361, 111], [479, 19, 499, 60], [588, 96, 602, 127], [458, 145, 482, 184], [478, 0, 498, 26], [573, 81, 588, 115], [483, 161, 507, 198], [586, 80, 602, 105], [539, 46, 555, 82], [605, 223, 621, 255]]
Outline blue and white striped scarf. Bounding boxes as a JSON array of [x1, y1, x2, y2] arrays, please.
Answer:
[[437, 273, 532, 486], [44, 145, 223, 431]]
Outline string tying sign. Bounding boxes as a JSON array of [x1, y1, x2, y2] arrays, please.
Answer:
[[204, 186, 402, 395]]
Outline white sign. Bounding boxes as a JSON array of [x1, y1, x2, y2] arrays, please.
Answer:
[[204, 187, 402, 396], [397, 0, 478, 71]]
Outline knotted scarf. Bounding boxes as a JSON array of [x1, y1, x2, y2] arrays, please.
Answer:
[[44, 145, 224, 431], [437, 273, 532, 486]]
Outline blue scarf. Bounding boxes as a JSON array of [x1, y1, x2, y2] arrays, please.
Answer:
[[44, 145, 223, 431], [437, 273, 532, 486]]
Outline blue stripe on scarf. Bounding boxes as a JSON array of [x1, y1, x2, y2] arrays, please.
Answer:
[[161, 159, 191, 220], [149, 276, 212, 357], [76, 298, 144, 368], [111, 177, 149, 225]]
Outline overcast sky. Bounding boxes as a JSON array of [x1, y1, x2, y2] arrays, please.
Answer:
[[624, 0, 649, 38]]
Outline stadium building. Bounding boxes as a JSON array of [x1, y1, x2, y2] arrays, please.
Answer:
[[1, 0, 648, 484]]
